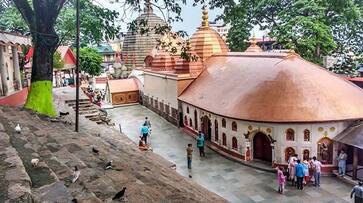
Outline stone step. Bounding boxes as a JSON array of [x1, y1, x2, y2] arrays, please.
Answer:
[[79, 110, 99, 115], [1, 112, 103, 202], [68, 102, 94, 108], [65, 99, 89, 104], [0, 131, 33, 203], [84, 113, 100, 119], [72, 105, 98, 110]]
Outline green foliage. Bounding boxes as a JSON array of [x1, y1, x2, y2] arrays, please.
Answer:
[[79, 47, 102, 76], [0, 0, 120, 45], [53, 51, 64, 70], [0, 4, 28, 33], [211, 0, 362, 66]]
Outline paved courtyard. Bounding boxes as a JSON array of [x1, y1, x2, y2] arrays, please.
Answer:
[[107, 105, 354, 203]]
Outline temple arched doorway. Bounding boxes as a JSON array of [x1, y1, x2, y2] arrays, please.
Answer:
[[253, 132, 272, 162], [201, 116, 212, 141]]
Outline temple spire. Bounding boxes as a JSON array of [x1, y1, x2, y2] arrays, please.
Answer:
[[245, 34, 263, 52], [144, 0, 153, 13], [201, 6, 209, 27]]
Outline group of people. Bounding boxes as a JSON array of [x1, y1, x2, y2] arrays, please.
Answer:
[[186, 131, 206, 169], [277, 155, 322, 194]]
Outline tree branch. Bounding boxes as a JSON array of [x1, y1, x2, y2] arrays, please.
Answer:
[[12, 0, 35, 30]]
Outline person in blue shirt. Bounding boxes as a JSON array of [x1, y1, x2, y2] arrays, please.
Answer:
[[197, 131, 205, 157], [140, 123, 150, 144], [295, 159, 305, 190]]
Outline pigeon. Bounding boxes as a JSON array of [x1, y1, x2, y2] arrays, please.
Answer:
[[72, 166, 80, 183], [31, 158, 39, 167], [105, 160, 113, 170], [92, 147, 99, 155], [15, 124, 21, 134], [170, 164, 176, 170], [59, 111, 69, 116], [112, 187, 126, 200]]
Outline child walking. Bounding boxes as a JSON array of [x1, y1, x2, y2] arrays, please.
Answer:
[[277, 167, 286, 194]]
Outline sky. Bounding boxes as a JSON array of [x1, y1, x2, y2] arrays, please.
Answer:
[[96, 0, 264, 37]]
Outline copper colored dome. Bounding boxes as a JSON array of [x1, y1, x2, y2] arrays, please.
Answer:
[[179, 52, 363, 123], [151, 50, 175, 71], [175, 56, 204, 76], [189, 9, 229, 61]]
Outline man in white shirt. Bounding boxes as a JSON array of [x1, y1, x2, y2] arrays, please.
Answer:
[[312, 156, 322, 187]]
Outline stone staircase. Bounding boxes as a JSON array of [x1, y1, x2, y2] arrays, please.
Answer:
[[65, 99, 106, 125], [0, 106, 225, 203]]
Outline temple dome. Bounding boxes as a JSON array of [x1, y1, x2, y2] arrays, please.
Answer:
[[189, 9, 229, 61], [150, 50, 175, 71], [179, 52, 363, 122], [122, 6, 166, 68]]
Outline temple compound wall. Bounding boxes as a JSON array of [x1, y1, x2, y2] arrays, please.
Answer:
[[181, 102, 351, 173]]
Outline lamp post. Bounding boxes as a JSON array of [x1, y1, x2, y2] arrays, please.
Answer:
[[75, 0, 80, 132]]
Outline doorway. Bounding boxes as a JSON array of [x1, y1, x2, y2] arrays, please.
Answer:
[[201, 116, 212, 141], [253, 132, 272, 162]]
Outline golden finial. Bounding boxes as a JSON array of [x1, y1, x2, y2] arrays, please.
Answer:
[[201, 6, 209, 27], [250, 34, 257, 46]]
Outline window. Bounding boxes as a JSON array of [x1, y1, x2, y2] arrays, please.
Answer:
[[184, 116, 188, 126], [222, 118, 226, 128], [186, 107, 189, 114], [286, 128, 295, 141], [222, 133, 226, 146], [284, 147, 295, 162], [189, 118, 193, 127], [194, 110, 198, 130], [304, 129, 310, 142], [232, 137, 237, 150], [303, 149, 310, 161], [214, 120, 218, 141], [232, 121, 237, 131]]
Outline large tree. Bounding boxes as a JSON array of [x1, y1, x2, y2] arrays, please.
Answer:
[[13, 0, 66, 116], [79, 47, 102, 77], [2, 0, 120, 45], [10, 0, 120, 116]]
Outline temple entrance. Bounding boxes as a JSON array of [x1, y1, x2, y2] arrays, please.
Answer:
[[253, 132, 272, 162], [201, 116, 211, 141]]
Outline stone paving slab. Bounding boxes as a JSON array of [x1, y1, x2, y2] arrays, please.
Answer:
[[108, 105, 355, 203]]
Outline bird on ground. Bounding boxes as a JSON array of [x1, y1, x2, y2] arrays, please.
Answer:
[[31, 158, 39, 167], [15, 124, 21, 134], [189, 175, 192, 178], [170, 164, 176, 170], [72, 166, 80, 183], [112, 187, 127, 200], [92, 147, 99, 155], [105, 160, 113, 170], [71, 198, 78, 203]]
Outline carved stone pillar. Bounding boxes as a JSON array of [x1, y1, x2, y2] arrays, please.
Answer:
[[12, 46, 22, 90], [0, 45, 9, 96]]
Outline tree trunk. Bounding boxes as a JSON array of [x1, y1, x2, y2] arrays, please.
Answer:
[[24, 29, 59, 117]]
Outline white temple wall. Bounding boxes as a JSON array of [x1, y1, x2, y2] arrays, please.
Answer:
[[144, 73, 178, 109], [181, 102, 352, 165]]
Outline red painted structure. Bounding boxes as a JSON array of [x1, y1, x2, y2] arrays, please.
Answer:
[[0, 88, 28, 106]]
